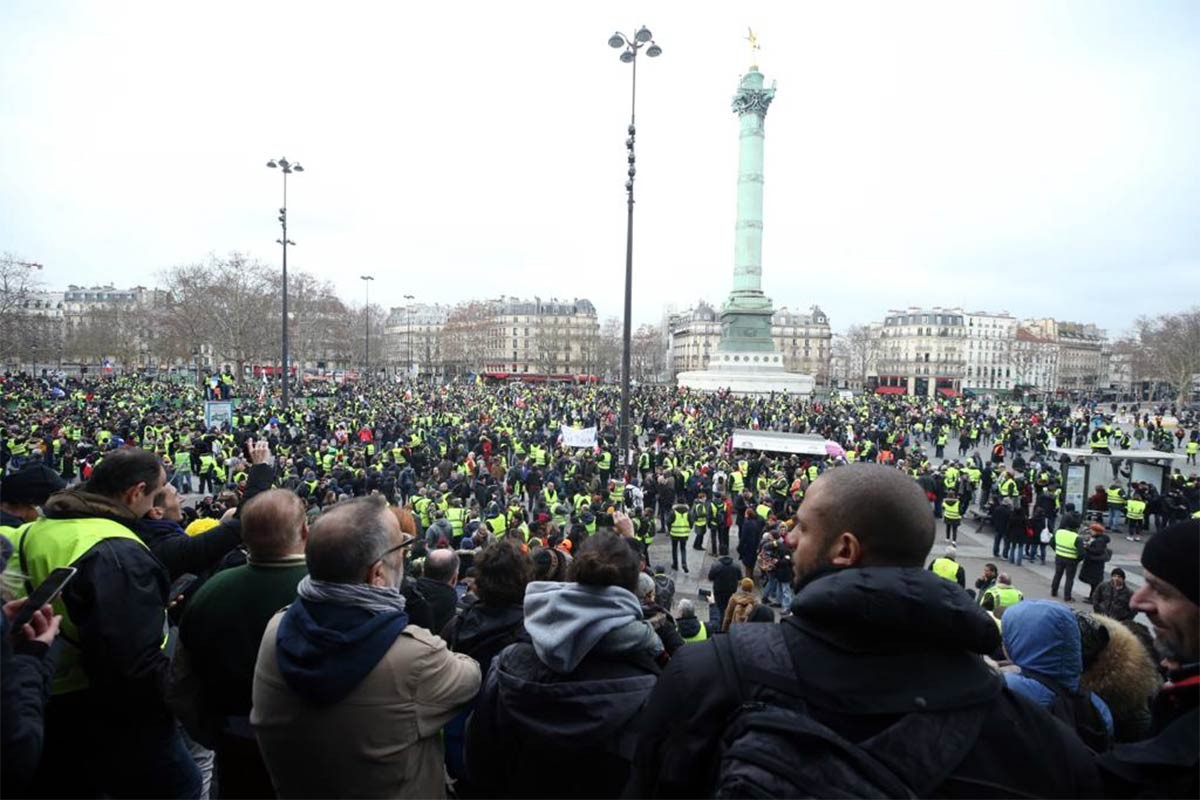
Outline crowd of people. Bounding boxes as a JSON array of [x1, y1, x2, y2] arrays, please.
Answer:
[[1, 370, 1198, 798]]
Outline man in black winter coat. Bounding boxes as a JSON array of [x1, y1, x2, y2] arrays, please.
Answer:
[[626, 464, 1102, 798], [736, 507, 765, 579], [707, 554, 742, 621], [19, 448, 202, 798], [417, 548, 460, 636]]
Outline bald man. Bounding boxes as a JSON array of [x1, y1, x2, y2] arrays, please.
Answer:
[[170, 490, 309, 797], [627, 464, 1101, 798], [419, 548, 461, 636]]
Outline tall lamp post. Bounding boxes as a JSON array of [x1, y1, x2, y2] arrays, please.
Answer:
[[403, 293, 415, 380], [266, 156, 303, 408], [361, 274, 375, 380], [608, 26, 661, 478]]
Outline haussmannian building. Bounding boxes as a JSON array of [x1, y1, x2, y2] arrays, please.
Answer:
[[667, 302, 832, 386]]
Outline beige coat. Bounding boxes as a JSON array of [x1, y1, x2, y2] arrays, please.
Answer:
[[251, 612, 481, 799]]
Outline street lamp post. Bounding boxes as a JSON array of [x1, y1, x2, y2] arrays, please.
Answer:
[[403, 294, 415, 380], [266, 157, 304, 408], [608, 26, 661, 479], [361, 275, 375, 380]]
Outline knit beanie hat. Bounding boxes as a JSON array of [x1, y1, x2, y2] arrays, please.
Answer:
[[1140, 520, 1199, 606]]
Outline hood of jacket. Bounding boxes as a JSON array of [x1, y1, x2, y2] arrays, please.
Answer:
[[451, 601, 526, 656], [43, 488, 138, 524], [1002, 600, 1082, 691], [677, 615, 703, 639], [490, 616, 662, 747], [778, 570, 1006, 715], [1082, 612, 1163, 729], [793, 566, 1000, 656], [523, 581, 652, 674], [274, 598, 409, 706]]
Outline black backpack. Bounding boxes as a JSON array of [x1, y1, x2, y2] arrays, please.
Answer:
[[711, 624, 987, 799], [1022, 671, 1112, 753]]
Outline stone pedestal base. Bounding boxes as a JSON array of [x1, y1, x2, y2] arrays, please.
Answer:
[[677, 350, 814, 396]]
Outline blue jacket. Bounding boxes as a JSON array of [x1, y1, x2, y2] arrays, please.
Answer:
[[1002, 600, 1114, 734]]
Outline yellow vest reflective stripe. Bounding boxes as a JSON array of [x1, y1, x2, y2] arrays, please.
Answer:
[[669, 510, 691, 537], [1125, 499, 1145, 520], [681, 621, 709, 643], [931, 557, 959, 582], [15, 517, 155, 695], [1053, 529, 1080, 559], [1105, 488, 1125, 507], [943, 500, 961, 521]]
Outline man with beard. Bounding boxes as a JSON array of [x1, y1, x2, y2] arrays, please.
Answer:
[[626, 464, 1101, 798], [1100, 520, 1199, 798]]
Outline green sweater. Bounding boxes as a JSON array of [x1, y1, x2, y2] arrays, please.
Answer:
[[179, 555, 308, 719]]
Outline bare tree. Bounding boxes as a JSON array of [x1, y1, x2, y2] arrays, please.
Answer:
[[631, 323, 665, 383], [441, 301, 499, 379], [1134, 308, 1200, 404], [595, 316, 622, 382], [844, 324, 879, 387], [0, 254, 45, 365]]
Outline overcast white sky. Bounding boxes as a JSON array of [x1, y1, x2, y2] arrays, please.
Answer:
[[2, 1, 1197, 334]]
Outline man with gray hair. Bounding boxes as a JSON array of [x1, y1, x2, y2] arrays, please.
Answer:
[[252, 496, 480, 798]]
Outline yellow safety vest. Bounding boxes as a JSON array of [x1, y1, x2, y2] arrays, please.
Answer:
[[445, 507, 465, 537], [1105, 488, 1125, 508], [943, 499, 961, 521], [984, 585, 1024, 612], [13, 517, 159, 695], [669, 509, 691, 538], [1053, 529, 1080, 559], [1124, 499, 1145, 521], [931, 557, 959, 582]]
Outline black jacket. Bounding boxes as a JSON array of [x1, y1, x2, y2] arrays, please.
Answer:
[[416, 576, 459, 636], [135, 462, 274, 580], [441, 601, 528, 679], [1100, 662, 1199, 798], [466, 627, 661, 798], [1, 617, 57, 797], [626, 567, 1102, 798], [707, 556, 742, 611], [736, 517, 765, 567]]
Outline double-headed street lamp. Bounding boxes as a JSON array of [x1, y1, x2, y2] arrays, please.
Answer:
[[608, 26, 661, 478], [266, 156, 304, 408], [403, 293, 416, 379], [361, 274, 375, 380]]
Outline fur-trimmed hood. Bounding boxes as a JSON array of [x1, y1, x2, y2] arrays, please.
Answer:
[[1081, 613, 1162, 743]]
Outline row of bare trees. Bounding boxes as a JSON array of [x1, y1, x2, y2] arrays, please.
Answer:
[[1116, 307, 1200, 403], [1, 252, 387, 378]]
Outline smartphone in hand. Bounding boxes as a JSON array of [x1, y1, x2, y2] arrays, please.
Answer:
[[12, 567, 76, 629]]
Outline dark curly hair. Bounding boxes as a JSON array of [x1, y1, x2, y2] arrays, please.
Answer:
[[474, 539, 534, 606], [531, 547, 570, 582], [568, 531, 640, 594]]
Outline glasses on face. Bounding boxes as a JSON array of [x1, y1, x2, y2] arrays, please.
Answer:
[[373, 533, 417, 565]]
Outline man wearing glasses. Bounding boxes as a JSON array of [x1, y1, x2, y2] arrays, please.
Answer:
[[251, 496, 481, 799]]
